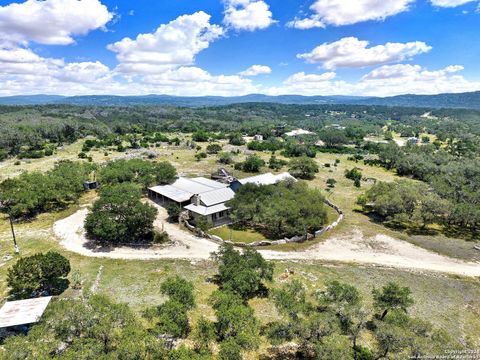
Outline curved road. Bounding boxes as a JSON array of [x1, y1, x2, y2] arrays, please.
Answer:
[[53, 207, 480, 277]]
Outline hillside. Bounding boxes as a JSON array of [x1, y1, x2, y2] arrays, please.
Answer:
[[1, 91, 480, 109]]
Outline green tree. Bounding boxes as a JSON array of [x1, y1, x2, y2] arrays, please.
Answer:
[[218, 339, 242, 360], [288, 156, 319, 180], [85, 183, 158, 244], [242, 154, 265, 172], [211, 290, 260, 350], [160, 276, 195, 310], [213, 244, 273, 300], [7, 251, 71, 299], [228, 133, 245, 146], [97, 159, 177, 189], [166, 203, 182, 222], [345, 168, 362, 187], [372, 282, 414, 320], [2, 295, 165, 359]]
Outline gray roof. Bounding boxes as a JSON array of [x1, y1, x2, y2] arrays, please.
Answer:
[[199, 188, 235, 207], [0, 296, 52, 328], [149, 177, 228, 203], [149, 184, 192, 203], [185, 203, 229, 216]]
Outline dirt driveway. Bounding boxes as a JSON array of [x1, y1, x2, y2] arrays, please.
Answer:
[[53, 204, 480, 277]]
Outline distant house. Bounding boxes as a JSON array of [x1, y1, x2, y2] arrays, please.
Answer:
[[407, 137, 419, 145], [253, 134, 264, 141], [285, 129, 315, 137], [148, 172, 295, 227]]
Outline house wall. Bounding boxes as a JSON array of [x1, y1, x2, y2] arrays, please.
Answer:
[[189, 210, 230, 227]]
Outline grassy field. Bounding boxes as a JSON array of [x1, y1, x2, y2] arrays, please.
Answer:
[[208, 225, 268, 243], [1, 135, 480, 354]]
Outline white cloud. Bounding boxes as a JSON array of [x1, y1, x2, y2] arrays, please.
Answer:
[[287, 16, 325, 29], [108, 12, 223, 74], [223, 0, 276, 31], [269, 64, 480, 97], [288, 0, 413, 29], [238, 64, 272, 76], [0, 0, 113, 46], [297, 37, 431, 69], [430, 0, 476, 7], [284, 71, 336, 84]]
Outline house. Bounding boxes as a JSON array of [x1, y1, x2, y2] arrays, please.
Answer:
[[253, 134, 264, 141], [149, 172, 295, 227], [184, 187, 235, 227], [148, 177, 228, 207]]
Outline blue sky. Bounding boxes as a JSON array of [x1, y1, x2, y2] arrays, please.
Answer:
[[0, 0, 479, 96]]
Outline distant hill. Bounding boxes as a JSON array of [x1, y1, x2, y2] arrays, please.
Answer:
[[351, 91, 480, 109], [50, 94, 369, 107], [0, 91, 480, 109], [0, 95, 66, 105]]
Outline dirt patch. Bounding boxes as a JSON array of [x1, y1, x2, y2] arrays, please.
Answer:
[[53, 207, 480, 277]]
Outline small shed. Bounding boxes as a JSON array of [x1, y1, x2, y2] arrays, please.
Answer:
[[83, 181, 99, 191]]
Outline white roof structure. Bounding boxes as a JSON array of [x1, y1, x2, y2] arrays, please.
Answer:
[[285, 129, 315, 137], [199, 188, 235, 207], [185, 203, 229, 216], [0, 296, 52, 328], [239, 172, 296, 186], [149, 177, 228, 203]]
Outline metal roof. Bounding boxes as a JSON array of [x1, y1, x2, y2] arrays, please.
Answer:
[[0, 296, 52, 328], [185, 203, 229, 216], [239, 172, 296, 186], [149, 184, 192, 203], [149, 177, 227, 203], [199, 188, 235, 207], [189, 177, 226, 189]]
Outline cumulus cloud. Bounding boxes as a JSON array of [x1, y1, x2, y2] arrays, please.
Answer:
[[238, 64, 272, 76], [223, 0, 276, 31], [430, 0, 476, 6], [269, 64, 480, 97], [108, 12, 223, 74], [287, 0, 413, 29], [0, 0, 113, 46], [297, 37, 431, 69]]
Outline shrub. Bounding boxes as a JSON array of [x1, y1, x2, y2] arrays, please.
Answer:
[[326, 178, 337, 188], [195, 152, 207, 161], [229, 133, 245, 146], [268, 155, 288, 170], [206, 143, 222, 154], [217, 151, 234, 164], [167, 203, 182, 222], [7, 251, 70, 299]]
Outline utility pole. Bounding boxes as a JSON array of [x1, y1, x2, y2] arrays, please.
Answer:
[[9, 214, 19, 254]]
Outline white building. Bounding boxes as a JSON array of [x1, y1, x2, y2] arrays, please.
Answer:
[[285, 129, 315, 137], [148, 172, 295, 227]]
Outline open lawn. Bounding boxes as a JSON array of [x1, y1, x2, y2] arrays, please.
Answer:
[[208, 225, 268, 244]]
